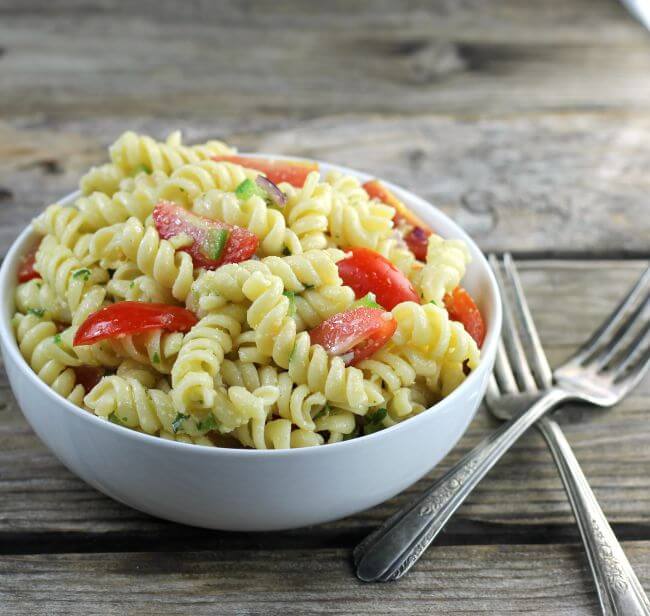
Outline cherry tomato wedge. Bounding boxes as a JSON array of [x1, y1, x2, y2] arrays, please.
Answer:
[[73, 366, 105, 392], [153, 201, 259, 269], [73, 302, 197, 346], [310, 307, 396, 366], [212, 155, 318, 188], [338, 247, 419, 311], [444, 287, 486, 348], [17, 242, 42, 283], [363, 179, 432, 232], [404, 226, 429, 261]]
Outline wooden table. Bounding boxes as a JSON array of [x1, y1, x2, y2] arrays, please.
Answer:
[[1, 1, 649, 613]]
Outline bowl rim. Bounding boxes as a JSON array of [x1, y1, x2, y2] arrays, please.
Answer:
[[0, 155, 502, 458]]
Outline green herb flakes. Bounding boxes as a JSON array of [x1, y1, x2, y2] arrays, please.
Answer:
[[53, 334, 62, 345], [366, 407, 387, 425], [171, 412, 189, 434], [27, 308, 45, 318], [72, 268, 91, 281], [152, 352, 160, 364], [197, 415, 218, 432]]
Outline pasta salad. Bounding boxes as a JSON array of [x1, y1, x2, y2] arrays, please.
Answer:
[[12, 131, 484, 449]]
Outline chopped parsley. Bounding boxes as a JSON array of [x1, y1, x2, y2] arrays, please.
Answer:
[[53, 333, 62, 345], [129, 281, 135, 289], [152, 352, 160, 364], [27, 308, 45, 318], [430, 300, 440, 307], [303, 284, 314, 290], [35, 282, 42, 289], [365, 407, 387, 425], [72, 268, 91, 281], [197, 415, 218, 432], [171, 412, 189, 434], [108, 412, 123, 425]]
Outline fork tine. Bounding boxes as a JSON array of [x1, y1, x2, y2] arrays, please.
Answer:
[[503, 254, 553, 389], [590, 292, 649, 369], [493, 338, 518, 394], [489, 254, 537, 392], [570, 266, 650, 365], [613, 345, 650, 397], [609, 321, 650, 380]]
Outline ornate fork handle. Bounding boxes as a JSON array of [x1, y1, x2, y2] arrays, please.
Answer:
[[355, 388, 568, 582], [538, 417, 650, 616]]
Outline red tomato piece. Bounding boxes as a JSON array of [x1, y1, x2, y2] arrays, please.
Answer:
[[309, 307, 397, 366], [73, 366, 105, 392], [73, 302, 198, 346], [363, 179, 432, 232], [444, 287, 486, 348], [404, 226, 430, 261], [212, 155, 318, 187], [152, 201, 259, 270], [17, 241, 42, 283], [338, 247, 419, 311]]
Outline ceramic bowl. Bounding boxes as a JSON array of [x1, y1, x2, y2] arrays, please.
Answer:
[[0, 158, 501, 530]]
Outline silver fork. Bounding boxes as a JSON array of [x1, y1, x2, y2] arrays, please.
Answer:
[[354, 260, 650, 601]]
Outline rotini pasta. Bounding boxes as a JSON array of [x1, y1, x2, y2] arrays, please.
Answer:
[[109, 130, 234, 176], [16, 132, 482, 450]]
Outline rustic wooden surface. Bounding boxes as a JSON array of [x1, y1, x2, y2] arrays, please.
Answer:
[[1, 1, 649, 614]]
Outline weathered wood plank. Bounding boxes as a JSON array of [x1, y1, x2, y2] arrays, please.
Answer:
[[1, 0, 649, 118], [3, 542, 650, 615], [1, 261, 648, 545], [2, 112, 650, 256]]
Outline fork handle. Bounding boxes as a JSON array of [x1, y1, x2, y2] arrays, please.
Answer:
[[537, 417, 650, 616], [354, 387, 568, 582]]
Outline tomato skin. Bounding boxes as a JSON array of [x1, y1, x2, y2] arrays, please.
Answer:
[[73, 302, 198, 346], [17, 242, 42, 283], [212, 155, 318, 187], [363, 180, 431, 232], [444, 287, 486, 347], [153, 201, 259, 269], [338, 247, 419, 311], [309, 307, 397, 366], [73, 366, 105, 392]]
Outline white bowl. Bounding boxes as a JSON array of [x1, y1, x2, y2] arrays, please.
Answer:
[[0, 159, 501, 531]]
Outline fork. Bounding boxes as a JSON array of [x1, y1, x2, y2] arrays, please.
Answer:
[[354, 260, 650, 601]]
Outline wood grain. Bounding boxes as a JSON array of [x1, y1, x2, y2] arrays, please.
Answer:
[[2, 112, 650, 256], [3, 542, 650, 615], [2, 261, 648, 550]]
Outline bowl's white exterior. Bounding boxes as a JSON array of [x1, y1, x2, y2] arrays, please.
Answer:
[[0, 159, 501, 531]]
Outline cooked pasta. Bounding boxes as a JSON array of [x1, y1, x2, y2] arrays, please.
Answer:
[[14, 131, 482, 449], [109, 130, 234, 176]]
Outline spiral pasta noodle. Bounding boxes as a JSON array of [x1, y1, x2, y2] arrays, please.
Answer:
[[79, 162, 127, 197], [109, 130, 234, 177], [171, 304, 247, 412], [281, 171, 332, 251], [115, 217, 194, 302], [158, 160, 259, 207], [416, 234, 471, 304], [13, 313, 85, 405]]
